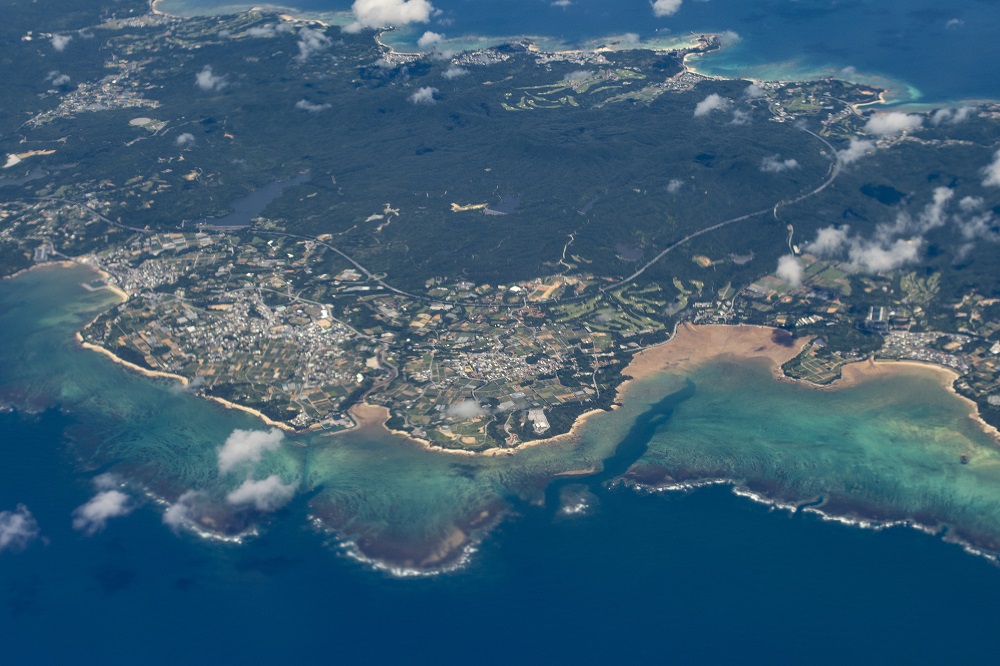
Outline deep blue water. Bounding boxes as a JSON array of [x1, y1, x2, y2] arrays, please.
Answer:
[[5, 409, 1000, 664], [163, 0, 1000, 104]]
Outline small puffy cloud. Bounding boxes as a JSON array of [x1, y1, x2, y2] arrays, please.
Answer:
[[46, 71, 71, 86], [931, 107, 972, 125], [0, 505, 40, 553], [806, 225, 851, 255], [945, 18, 964, 29], [836, 137, 875, 165], [652, 0, 683, 18], [349, 0, 435, 30], [563, 70, 591, 83], [226, 475, 297, 511], [804, 189, 959, 273], [218, 428, 285, 475], [442, 65, 468, 79], [981, 149, 1000, 188], [776, 254, 803, 288], [864, 111, 922, 136], [744, 82, 765, 98], [51, 34, 72, 51], [729, 109, 751, 125], [247, 23, 292, 38], [959, 196, 983, 213], [163, 490, 206, 531], [619, 33, 640, 45], [666, 178, 684, 194], [409, 86, 438, 104], [717, 30, 741, 45], [848, 238, 921, 272], [176, 132, 195, 146], [694, 93, 728, 117], [195, 65, 227, 92], [552, 0, 572, 6], [760, 155, 800, 173], [295, 99, 331, 112], [72, 490, 132, 535], [417, 31, 444, 49], [296, 27, 333, 62], [446, 400, 486, 419]]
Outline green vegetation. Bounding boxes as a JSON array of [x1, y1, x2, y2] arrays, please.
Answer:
[[3, 1, 1000, 447]]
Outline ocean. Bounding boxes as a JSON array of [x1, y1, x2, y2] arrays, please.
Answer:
[[156, 0, 1000, 105], [7, 0, 1000, 659], [4, 265, 1000, 662]]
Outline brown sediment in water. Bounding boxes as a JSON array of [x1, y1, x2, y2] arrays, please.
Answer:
[[622, 323, 809, 384]]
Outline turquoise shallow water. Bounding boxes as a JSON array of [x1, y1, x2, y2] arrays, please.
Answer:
[[3, 264, 1000, 570], [6, 265, 1000, 661], [157, 0, 1000, 104]]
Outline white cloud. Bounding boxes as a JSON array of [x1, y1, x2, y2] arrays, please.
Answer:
[[0, 505, 39, 553], [848, 238, 921, 272], [945, 18, 964, 29], [864, 112, 922, 136], [163, 490, 207, 531], [295, 99, 331, 112], [409, 86, 438, 104], [744, 82, 765, 98], [442, 65, 468, 79], [666, 178, 684, 194], [717, 30, 741, 45], [804, 189, 961, 273], [981, 149, 1000, 188], [836, 137, 875, 165], [806, 225, 851, 255], [729, 109, 751, 125], [72, 490, 132, 535], [195, 65, 227, 92], [51, 34, 72, 52], [873, 187, 952, 242], [296, 27, 333, 62], [776, 255, 803, 288], [350, 0, 435, 30], [46, 71, 71, 86], [959, 196, 983, 213], [446, 400, 486, 419], [226, 475, 297, 511], [931, 106, 972, 126], [417, 31, 444, 49], [247, 23, 292, 38], [176, 132, 195, 146], [652, 0, 683, 17], [563, 70, 591, 83], [761, 155, 800, 173], [552, 0, 572, 6], [694, 93, 728, 117], [217, 428, 285, 475], [619, 33, 640, 45]]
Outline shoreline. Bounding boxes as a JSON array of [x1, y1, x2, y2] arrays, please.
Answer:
[[143, 3, 1000, 110], [835, 358, 1000, 442], [77, 335, 190, 387], [204, 395, 296, 433], [346, 401, 610, 458], [623, 322, 999, 444]]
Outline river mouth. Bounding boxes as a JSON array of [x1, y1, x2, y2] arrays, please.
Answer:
[[4, 265, 1000, 575]]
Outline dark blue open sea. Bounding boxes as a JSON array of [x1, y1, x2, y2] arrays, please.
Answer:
[[6, 407, 1000, 664], [4, 266, 1000, 663], [7, 1, 1000, 661]]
